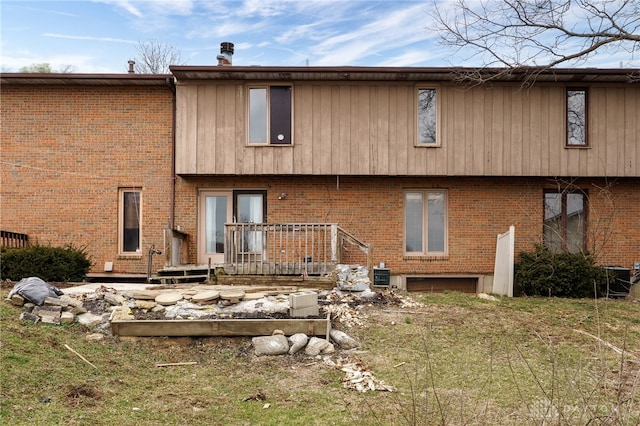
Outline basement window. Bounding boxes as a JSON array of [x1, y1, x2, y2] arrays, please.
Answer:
[[248, 85, 292, 145], [119, 188, 142, 255]]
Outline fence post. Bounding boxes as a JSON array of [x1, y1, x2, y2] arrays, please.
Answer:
[[330, 224, 338, 263]]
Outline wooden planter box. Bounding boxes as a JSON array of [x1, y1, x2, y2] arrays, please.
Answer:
[[111, 315, 331, 337]]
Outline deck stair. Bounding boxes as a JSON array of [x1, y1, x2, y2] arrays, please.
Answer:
[[150, 264, 214, 284], [150, 264, 336, 289]]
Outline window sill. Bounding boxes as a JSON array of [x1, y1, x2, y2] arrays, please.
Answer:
[[564, 145, 590, 149], [118, 253, 143, 259], [403, 255, 449, 261], [247, 143, 294, 147], [414, 143, 441, 148]]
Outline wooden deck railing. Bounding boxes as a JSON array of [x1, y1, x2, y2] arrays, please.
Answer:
[[224, 223, 372, 276], [1, 231, 29, 248]]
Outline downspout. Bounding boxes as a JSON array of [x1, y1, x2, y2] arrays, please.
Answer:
[[166, 76, 177, 230]]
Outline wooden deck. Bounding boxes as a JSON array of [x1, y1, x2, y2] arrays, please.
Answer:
[[151, 262, 338, 287]]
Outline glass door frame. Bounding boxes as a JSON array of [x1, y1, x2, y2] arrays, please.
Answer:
[[233, 190, 267, 261], [198, 190, 232, 265]]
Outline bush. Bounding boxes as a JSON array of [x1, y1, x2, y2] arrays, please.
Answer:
[[1, 244, 92, 282], [515, 246, 611, 298]]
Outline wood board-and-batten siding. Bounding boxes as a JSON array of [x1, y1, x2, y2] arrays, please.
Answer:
[[175, 82, 639, 177]]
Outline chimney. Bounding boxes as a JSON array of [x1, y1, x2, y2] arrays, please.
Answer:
[[217, 42, 234, 66], [128, 60, 135, 74]]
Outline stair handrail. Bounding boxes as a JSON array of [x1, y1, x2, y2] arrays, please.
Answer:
[[335, 226, 374, 281]]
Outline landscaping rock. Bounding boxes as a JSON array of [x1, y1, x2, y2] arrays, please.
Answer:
[[305, 337, 331, 356], [103, 293, 126, 306], [33, 305, 62, 317], [44, 296, 68, 308], [330, 330, 360, 350], [19, 312, 39, 323], [288, 333, 309, 355], [68, 305, 88, 315], [60, 311, 75, 324], [10, 294, 25, 306], [86, 333, 104, 341], [76, 312, 104, 327], [60, 295, 84, 308], [40, 314, 61, 325], [252, 335, 290, 356], [135, 300, 156, 310]]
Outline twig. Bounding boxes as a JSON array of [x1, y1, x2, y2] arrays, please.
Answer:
[[64, 344, 98, 370], [573, 329, 640, 361], [156, 362, 198, 367], [393, 362, 406, 368]]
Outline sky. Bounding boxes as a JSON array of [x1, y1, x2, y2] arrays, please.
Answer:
[[1, 0, 637, 74]]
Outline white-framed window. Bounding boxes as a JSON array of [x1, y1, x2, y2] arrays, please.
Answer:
[[248, 85, 292, 145], [566, 88, 588, 147], [119, 188, 142, 255], [417, 87, 439, 146], [404, 190, 447, 255]]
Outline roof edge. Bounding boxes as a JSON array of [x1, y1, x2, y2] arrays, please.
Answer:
[[0, 73, 172, 85]]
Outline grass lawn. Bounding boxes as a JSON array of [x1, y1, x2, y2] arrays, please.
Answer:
[[1, 288, 639, 425]]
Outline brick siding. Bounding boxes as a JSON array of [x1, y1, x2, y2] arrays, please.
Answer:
[[174, 175, 639, 275], [1, 85, 174, 274]]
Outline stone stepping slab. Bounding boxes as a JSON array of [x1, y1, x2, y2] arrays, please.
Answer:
[[191, 290, 220, 303], [219, 290, 245, 303], [155, 292, 183, 306]]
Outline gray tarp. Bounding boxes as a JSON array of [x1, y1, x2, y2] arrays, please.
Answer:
[[7, 277, 63, 305]]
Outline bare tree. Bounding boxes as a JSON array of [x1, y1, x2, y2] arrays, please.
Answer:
[[19, 63, 75, 73], [133, 39, 184, 74], [430, 0, 640, 82]]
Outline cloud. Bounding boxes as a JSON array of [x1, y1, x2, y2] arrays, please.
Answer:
[[309, 3, 434, 65], [94, 0, 143, 17], [43, 33, 137, 44]]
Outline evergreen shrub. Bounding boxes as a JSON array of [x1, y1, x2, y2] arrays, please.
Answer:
[[515, 245, 611, 298], [1, 244, 92, 282]]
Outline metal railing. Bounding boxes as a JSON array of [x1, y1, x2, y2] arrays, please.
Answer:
[[1, 231, 29, 248], [224, 223, 372, 276]]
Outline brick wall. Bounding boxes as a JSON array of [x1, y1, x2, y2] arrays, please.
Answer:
[[175, 175, 639, 275], [1, 85, 174, 274]]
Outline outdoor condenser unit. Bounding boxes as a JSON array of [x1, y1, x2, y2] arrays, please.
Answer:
[[373, 268, 391, 287]]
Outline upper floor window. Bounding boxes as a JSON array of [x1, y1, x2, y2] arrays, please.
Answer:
[[566, 88, 587, 146], [405, 190, 447, 255], [544, 189, 587, 254], [119, 188, 141, 255], [249, 85, 292, 145], [417, 88, 438, 146]]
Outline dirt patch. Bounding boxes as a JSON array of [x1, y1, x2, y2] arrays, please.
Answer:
[[63, 384, 103, 407]]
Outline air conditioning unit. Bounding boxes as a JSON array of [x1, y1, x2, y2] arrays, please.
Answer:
[[373, 268, 391, 287]]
